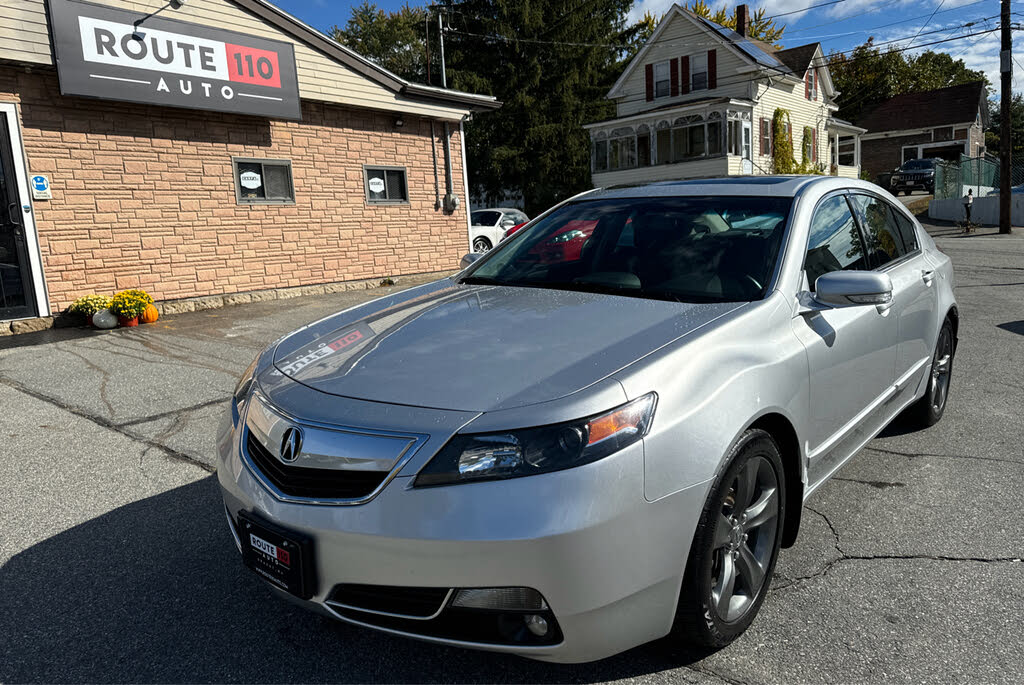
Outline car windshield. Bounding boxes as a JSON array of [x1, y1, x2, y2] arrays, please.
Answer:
[[901, 159, 934, 170], [472, 211, 500, 226], [462, 196, 792, 303]]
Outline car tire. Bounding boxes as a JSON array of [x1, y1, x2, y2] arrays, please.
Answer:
[[906, 318, 954, 427], [672, 429, 786, 649], [472, 237, 492, 252]]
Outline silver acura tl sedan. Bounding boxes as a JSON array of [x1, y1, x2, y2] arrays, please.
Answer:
[[217, 177, 957, 663]]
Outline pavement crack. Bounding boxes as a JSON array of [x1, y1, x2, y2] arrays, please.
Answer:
[[60, 347, 115, 416], [117, 397, 227, 428], [684, 663, 751, 685], [0, 375, 214, 474], [833, 477, 907, 489]]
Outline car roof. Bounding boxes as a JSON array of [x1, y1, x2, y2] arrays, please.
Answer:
[[473, 207, 524, 213], [582, 176, 849, 200]]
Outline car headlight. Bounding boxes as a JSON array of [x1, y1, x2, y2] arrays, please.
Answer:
[[414, 393, 656, 487], [231, 356, 259, 422]]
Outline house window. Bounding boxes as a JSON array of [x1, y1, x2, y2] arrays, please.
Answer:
[[653, 61, 671, 98], [707, 115, 723, 155], [637, 125, 652, 166], [233, 158, 294, 204], [593, 139, 608, 172], [933, 127, 953, 142], [656, 125, 672, 164], [691, 53, 708, 91], [806, 69, 817, 100], [838, 135, 856, 166], [728, 120, 742, 156], [760, 119, 772, 156], [608, 131, 637, 170], [364, 166, 408, 203]]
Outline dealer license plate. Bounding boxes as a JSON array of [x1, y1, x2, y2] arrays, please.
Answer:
[[237, 511, 316, 600]]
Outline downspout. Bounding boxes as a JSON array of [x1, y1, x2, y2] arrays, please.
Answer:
[[460, 115, 473, 250], [430, 120, 441, 210], [443, 121, 455, 212]]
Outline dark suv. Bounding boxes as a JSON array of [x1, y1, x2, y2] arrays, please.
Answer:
[[892, 158, 936, 195]]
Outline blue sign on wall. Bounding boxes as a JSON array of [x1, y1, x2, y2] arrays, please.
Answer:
[[30, 174, 51, 199]]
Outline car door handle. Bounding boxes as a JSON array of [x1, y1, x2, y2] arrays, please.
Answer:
[[921, 269, 935, 286]]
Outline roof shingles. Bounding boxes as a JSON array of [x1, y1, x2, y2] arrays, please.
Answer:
[[853, 81, 986, 133]]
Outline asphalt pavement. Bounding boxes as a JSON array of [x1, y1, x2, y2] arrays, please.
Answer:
[[1, 222, 1022, 684]]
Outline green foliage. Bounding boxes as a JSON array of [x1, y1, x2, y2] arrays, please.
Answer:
[[772, 109, 795, 174], [828, 38, 989, 123], [68, 294, 111, 316], [330, 2, 430, 83], [987, 94, 1024, 158], [110, 289, 153, 319], [686, 2, 784, 47]]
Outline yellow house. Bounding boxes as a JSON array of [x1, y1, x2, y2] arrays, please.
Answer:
[[585, 4, 864, 187]]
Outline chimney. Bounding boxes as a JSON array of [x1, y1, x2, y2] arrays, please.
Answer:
[[736, 4, 750, 38]]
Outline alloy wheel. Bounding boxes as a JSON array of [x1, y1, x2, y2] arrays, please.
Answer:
[[709, 455, 780, 623], [472, 238, 492, 252], [930, 326, 953, 413]]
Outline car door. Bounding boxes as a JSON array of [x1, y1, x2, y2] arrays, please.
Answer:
[[792, 193, 898, 487], [849, 193, 938, 402]]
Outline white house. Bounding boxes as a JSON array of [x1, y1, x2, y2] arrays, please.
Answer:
[[585, 4, 864, 187]]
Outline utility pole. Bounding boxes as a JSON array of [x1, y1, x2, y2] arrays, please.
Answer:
[[438, 9, 447, 89], [999, 0, 1012, 234]]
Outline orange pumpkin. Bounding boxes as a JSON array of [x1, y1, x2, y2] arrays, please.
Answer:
[[140, 303, 159, 324]]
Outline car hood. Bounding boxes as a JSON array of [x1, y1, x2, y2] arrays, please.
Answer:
[[272, 280, 741, 412]]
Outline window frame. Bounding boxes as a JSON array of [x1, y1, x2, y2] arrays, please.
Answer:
[[363, 165, 409, 205], [691, 52, 709, 92], [653, 60, 672, 99], [803, 191, 871, 291], [847, 191, 916, 270], [233, 157, 295, 205]]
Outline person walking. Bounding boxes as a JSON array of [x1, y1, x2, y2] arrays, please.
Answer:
[[963, 188, 974, 230]]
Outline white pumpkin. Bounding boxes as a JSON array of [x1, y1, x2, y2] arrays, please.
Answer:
[[92, 308, 118, 329]]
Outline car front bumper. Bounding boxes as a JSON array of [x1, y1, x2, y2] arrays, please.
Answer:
[[216, 401, 710, 663]]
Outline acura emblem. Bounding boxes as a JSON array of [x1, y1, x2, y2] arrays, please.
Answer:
[[280, 427, 303, 463]]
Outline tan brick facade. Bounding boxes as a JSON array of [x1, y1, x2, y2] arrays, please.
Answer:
[[0, 66, 469, 313]]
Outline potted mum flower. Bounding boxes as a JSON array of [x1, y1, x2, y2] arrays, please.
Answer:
[[110, 289, 154, 327], [68, 294, 112, 327]]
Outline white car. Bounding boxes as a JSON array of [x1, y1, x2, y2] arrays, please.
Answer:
[[470, 208, 529, 252]]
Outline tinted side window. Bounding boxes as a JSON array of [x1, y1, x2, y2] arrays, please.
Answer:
[[472, 211, 500, 226], [849, 194, 907, 267], [805, 195, 869, 291], [889, 206, 919, 253]]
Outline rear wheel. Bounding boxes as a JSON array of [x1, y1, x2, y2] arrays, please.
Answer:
[[472, 236, 492, 252], [673, 429, 785, 648], [906, 318, 954, 427]]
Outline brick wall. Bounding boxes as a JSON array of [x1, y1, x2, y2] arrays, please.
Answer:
[[0, 66, 469, 312], [860, 132, 932, 181]]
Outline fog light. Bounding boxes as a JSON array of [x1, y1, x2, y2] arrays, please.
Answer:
[[451, 587, 548, 611], [524, 613, 549, 637]]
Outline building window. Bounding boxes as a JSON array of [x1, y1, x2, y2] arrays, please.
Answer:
[[837, 135, 857, 166], [233, 158, 294, 204], [653, 61, 671, 98], [806, 69, 817, 100], [691, 53, 708, 91], [707, 114, 723, 155], [593, 138, 609, 172], [760, 118, 772, 156], [637, 125, 652, 166], [365, 166, 408, 203], [656, 124, 672, 164]]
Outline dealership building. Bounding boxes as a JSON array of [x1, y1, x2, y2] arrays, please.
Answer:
[[0, 0, 498, 327]]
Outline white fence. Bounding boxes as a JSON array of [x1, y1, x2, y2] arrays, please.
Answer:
[[928, 194, 1024, 226]]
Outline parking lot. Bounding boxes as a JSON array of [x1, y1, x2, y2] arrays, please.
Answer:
[[1, 220, 1022, 684]]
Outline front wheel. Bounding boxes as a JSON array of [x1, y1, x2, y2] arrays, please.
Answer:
[[906, 318, 954, 427], [472, 236, 492, 252], [673, 429, 785, 648]]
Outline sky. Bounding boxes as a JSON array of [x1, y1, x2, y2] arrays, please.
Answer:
[[273, 0, 1020, 97]]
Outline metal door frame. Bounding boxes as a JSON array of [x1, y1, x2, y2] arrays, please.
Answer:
[[0, 102, 48, 320]]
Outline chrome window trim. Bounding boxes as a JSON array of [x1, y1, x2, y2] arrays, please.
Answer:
[[324, 588, 455, 621], [238, 390, 430, 506]]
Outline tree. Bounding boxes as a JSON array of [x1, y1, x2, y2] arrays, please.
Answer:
[[443, 0, 637, 215], [987, 94, 1024, 159], [330, 3, 431, 83], [828, 38, 989, 123], [686, 2, 784, 47]]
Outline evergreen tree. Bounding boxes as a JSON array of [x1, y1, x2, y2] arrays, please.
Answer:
[[330, 3, 431, 83]]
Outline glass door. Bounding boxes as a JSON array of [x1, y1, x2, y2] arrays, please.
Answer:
[[0, 115, 37, 320]]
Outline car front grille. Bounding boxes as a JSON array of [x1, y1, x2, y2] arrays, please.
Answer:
[[327, 584, 451, 618], [244, 432, 388, 500]]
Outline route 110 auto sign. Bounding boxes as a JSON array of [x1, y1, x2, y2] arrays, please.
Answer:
[[47, 0, 301, 120]]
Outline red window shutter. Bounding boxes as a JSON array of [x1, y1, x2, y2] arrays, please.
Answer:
[[759, 118, 765, 155], [708, 49, 717, 89], [670, 58, 679, 97], [645, 64, 654, 102], [680, 55, 690, 94], [805, 72, 811, 100]]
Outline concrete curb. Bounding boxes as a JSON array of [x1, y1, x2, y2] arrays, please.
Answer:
[[2, 270, 456, 336]]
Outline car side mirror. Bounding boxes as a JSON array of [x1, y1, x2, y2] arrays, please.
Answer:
[[813, 271, 894, 311], [460, 253, 484, 270], [500, 218, 516, 228]]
